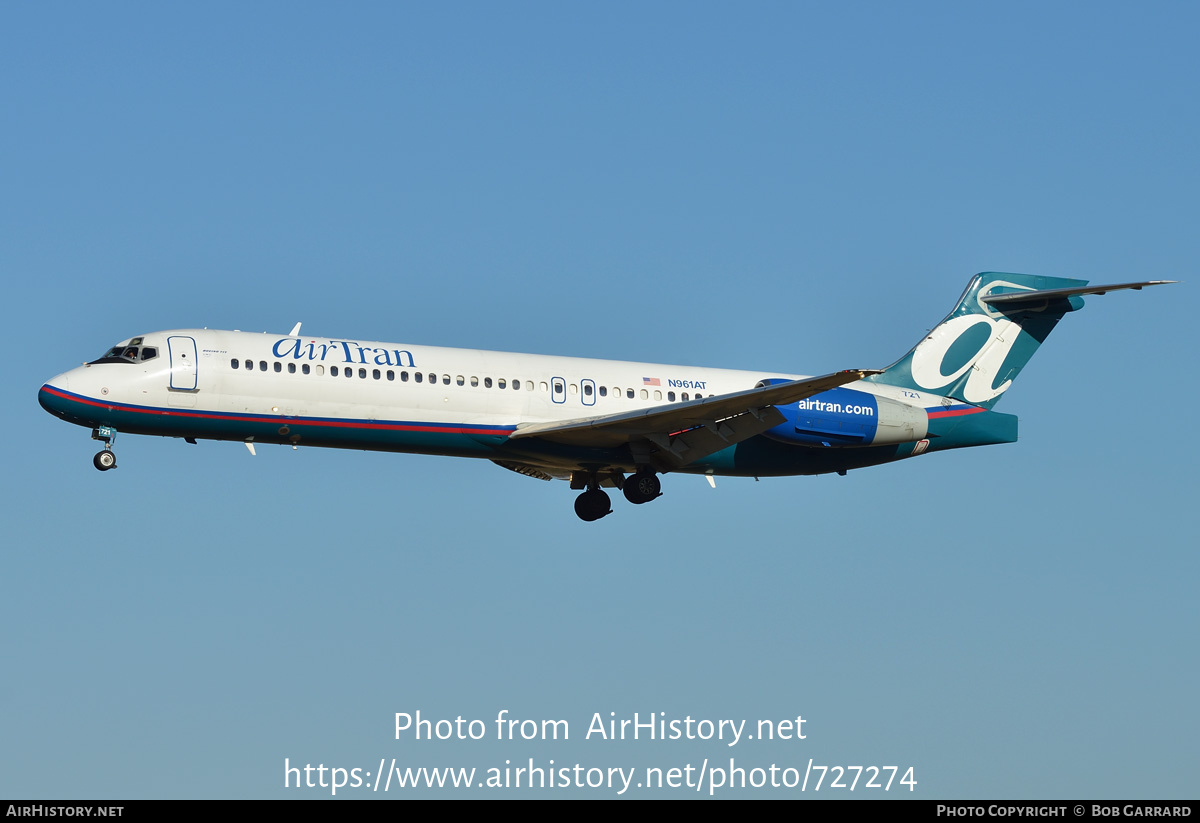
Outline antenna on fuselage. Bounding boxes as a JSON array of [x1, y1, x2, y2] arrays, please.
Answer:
[[288, 322, 302, 337]]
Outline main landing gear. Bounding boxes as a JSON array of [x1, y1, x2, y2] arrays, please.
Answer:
[[574, 488, 612, 522], [91, 426, 117, 471], [573, 469, 662, 521], [622, 469, 662, 505]]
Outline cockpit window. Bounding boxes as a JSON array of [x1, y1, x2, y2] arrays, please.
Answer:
[[92, 345, 138, 364], [90, 337, 154, 365]]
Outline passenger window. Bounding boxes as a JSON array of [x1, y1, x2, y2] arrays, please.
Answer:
[[415, 372, 423, 383], [358, 368, 366, 378], [288, 363, 296, 373], [457, 375, 465, 386], [231, 359, 239, 369], [599, 386, 607, 397], [640, 389, 648, 399], [554, 381, 564, 395], [443, 374, 451, 385], [513, 380, 521, 391], [331, 366, 340, 377], [682, 392, 689, 400], [498, 378, 507, 389], [387, 370, 394, 381], [244, 360, 253, 370], [526, 381, 534, 391], [471, 376, 479, 387], [584, 384, 593, 396], [668, 391, 676, 401], [345, 368, 352, 378], [303, 364, 311, 375], [427, 373, 435, 384], [259, 361, 267, 372], [485, 377, 493, 388], [315, 365, 324, 376], [569, 384, 578, 395], [401, 371, 409, 382], [373, 369, 381, 380], [273, 362, 281, 372], [540, 382, 548, 392], [626, 389, 634, 399], [653, 390, 661, 400]]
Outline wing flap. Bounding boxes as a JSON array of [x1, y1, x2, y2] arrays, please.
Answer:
[[643, 405, 786, 469]]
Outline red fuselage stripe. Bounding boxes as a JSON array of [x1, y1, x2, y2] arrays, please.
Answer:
[[39, 385, 515, 436], [926, 407, 986, 419]]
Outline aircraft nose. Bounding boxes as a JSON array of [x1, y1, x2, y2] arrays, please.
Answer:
[[39, 372, 72, 413], [44, 371, 71, 391]]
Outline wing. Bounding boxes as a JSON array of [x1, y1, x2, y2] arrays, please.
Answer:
[[508, 369, 880, 470]]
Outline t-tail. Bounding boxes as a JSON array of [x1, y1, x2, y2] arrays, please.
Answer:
[[864, 272, 1176, 410]]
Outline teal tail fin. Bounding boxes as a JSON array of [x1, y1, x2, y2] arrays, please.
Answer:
[[865, 272, 1090, 409]]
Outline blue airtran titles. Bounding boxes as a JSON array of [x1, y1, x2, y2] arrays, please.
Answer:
[[272, 338, 417, 368]]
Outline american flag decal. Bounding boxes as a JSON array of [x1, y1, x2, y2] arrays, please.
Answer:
[[642, 377, 660, 386]]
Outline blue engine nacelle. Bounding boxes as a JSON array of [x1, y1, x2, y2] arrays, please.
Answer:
[[759, 383, 928, 447]]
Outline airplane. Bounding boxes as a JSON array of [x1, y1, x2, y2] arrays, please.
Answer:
[[39, 272, 1174, 521]]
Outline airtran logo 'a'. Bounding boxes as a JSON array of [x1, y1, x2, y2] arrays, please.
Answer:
[[272, 338, 417, 368], [907, 280, 1036, 404]]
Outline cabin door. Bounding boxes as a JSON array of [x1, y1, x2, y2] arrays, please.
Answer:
[[167, 335, 198, 391]]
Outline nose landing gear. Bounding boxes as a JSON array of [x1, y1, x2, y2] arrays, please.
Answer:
[[91, 426, 117, 471]]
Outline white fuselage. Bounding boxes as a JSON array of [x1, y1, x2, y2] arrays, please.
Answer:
[[41, 328, 933, 480]]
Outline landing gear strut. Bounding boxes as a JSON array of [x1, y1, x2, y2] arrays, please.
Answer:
[[622, 470, 662, 505], [91, 426, 117, 471]]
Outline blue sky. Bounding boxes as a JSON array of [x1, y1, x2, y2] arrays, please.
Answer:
[[2, 2, 1196, 798]]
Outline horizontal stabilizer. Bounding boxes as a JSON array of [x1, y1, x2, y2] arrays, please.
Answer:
[[981, 280, 1177, 307]]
